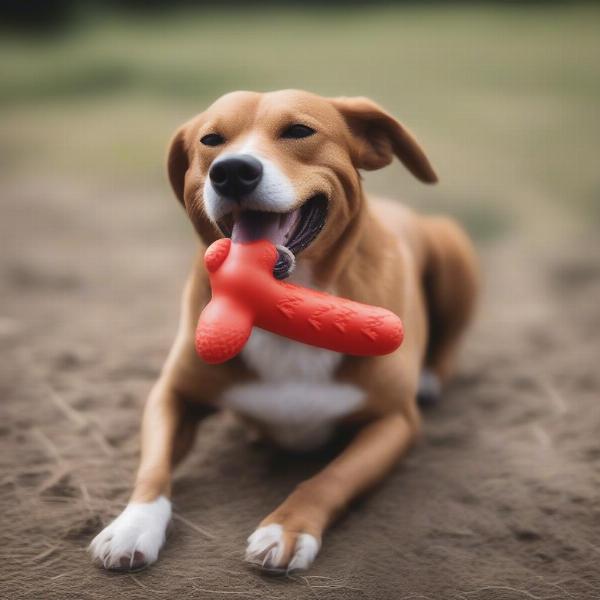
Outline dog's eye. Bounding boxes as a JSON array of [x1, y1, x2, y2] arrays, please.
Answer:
[[281, 124, 316, 139], [200, 133, 225, 147]]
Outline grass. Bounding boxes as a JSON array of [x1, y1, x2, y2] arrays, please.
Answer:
[[1, 3, 599, 241]]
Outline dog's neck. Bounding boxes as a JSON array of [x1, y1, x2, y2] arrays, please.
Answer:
[[311, 191, 395, 299]]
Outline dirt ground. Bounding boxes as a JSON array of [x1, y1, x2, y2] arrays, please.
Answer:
[[1, 3, 599, 597], [1, 172, 599, 600]]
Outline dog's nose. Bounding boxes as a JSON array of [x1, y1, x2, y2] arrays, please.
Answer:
[[209, 155, 263, 199]]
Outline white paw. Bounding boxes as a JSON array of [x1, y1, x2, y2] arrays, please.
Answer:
[[89, 496, 172, 570], [245, 524, 320, 572]]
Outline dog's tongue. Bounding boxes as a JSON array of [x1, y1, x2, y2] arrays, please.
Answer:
[[231, 210, 299, 279], [231, 210, 298, 245]]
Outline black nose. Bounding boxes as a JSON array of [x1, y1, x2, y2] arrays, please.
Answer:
[[209, 154, 263, 199]]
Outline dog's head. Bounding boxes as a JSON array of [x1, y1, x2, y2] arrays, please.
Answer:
[[167, 90, 436, 272]]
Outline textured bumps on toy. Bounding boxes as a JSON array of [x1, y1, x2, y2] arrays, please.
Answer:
[[196, 238, 404, 364]]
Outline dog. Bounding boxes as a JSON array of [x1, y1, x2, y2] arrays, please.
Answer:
[[89, 89, 479, 572]]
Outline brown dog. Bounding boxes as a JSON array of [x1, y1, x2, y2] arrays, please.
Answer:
[[89, 89, 478, 572]]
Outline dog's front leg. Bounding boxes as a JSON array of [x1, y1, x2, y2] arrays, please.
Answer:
[[89, 377, 209, 570], [245, 412, 418, 572]]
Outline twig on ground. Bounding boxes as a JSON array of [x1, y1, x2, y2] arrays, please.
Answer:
[[49, 571, 76, 581], [36, 465, 70, 495], [172, 511, 215, 540], [128, 574, 170, 594], [32, 544, 60, 562], [48, 388, 87, 428], [190, 585, 276, 598], [463, 585, 542, 599], [31, 427, 63, 464]]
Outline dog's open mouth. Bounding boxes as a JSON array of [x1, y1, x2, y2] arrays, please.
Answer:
[[217, 195, 328, 278]]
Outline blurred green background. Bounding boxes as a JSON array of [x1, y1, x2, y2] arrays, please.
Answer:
[[1, 2, 599, 244]]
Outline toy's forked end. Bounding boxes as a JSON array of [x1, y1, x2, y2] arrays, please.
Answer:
[[204, 238, 232, 273], [195, 297, 254, 364], [195, 322, 251, 364]]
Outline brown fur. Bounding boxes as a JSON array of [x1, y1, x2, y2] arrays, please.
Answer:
[[127, 90, 478, 566]]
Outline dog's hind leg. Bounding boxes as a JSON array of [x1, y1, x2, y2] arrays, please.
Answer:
[[420, 216, 479, 387]]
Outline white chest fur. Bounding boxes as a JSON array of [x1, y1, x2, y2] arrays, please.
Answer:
[[220, 264, 365, 451]]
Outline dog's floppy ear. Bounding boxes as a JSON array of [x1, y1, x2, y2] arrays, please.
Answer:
[[167, 125, 190, 205], [330, 96, 437, 183], [166, 121, 221, 245]]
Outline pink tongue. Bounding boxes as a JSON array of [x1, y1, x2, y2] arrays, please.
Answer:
[[231, 210, 298, 245]]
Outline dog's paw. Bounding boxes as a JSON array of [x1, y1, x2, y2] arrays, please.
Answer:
[[245, 524, 320, 572], [89, 496, 172, 570]]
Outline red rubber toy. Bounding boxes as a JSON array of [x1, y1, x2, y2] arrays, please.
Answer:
[[195, 239, 404, 364]]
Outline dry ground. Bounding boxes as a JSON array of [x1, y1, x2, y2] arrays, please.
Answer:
[[2, 171, 600, 600], [1, 5, 600, 599]]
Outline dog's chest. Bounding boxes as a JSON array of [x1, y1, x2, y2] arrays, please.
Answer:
[[220, 266, 364, 451]]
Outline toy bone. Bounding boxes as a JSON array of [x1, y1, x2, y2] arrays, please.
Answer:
[[195, 238, 404, 364]]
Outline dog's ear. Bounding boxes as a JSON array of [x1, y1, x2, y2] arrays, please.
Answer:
[[167, 125, 190, 205], [329, 96, 437, 183], [167, 121, 221, 245]]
